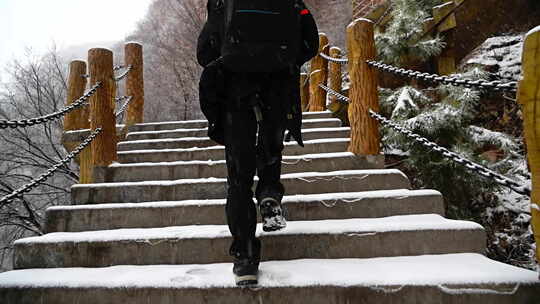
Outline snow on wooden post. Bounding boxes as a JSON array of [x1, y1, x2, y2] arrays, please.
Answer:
[[86, 48, 117, 184], [347, 18, 380, 155], [309, 33, 329, 112], [518, 25, 540, 265], [300, 72, 309, 111], [328, 47, 343, 105], [64, 60, 88, 131], [125, 42, 145, 127]]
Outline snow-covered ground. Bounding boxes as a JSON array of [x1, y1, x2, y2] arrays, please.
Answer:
[[465, 35, 524, 82]]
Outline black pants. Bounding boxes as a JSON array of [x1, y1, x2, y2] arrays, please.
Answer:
[[223, 91, 286, 256]]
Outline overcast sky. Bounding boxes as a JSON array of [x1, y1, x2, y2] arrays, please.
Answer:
[[0, 0, 153, 80]]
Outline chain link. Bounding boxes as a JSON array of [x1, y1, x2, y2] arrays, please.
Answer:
[[375, 3, 393, 26], [115, 96, 134, 118], [366, 60, 518, 93], [0, 128, 103, 205], [319, 84, 350, 103], [319, 81, 528, 196], [114, 65, 133, 82], [113, 65, 125, 72], [320, 52, 349, 64], [0, 83, 101, 130], [368, 109, 531, 196]]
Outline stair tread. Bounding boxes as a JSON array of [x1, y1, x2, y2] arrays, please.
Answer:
[[1, 254, 537, 289], [51, 189, 441, 211], [129, 111, 332, 127], [17, 214, 482, 244], [119, 127, 350, 145], [127, 118, 342, 136], [109, 151, 357, 167], [72, 169, 407, 188], [117, 138, 350, 155]]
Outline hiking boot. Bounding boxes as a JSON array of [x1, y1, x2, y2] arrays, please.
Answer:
[[233, 257, 259, 286], [259, 197, 287, 232], [231, 238, 261, 286]]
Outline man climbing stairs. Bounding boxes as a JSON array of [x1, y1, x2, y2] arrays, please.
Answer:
[[0, 111, 539, 303]]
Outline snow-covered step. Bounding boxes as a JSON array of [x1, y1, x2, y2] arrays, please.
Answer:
[[117, 127, 350, 152], [118, 138, 350, 163], [99, 152, 382, 183], [128, 111, 334, 133], [71, 169, 411, 205], [128, 119, 207, 132], [126, 118, 343, 141], [46, 190, 444, 232], [301, 111, 333, 119], [14, 215, 484, 269], [3, 254, 538, 304]]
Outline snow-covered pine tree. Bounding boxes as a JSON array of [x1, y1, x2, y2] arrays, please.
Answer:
[[381, 67, 519, 209], [375, 0, 445, 65], [379, 68, 535, 269], [365, 0, 536, 272]]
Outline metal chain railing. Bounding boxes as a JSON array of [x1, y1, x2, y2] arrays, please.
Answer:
[[375, 3, 393, 26], [318, 54, 518, 94], [115, 95, 131, 103], [368, 109, 531, 196], [114, 65, 133, 82], [0, 83, 102, 130], [366, 60, 518, 93], [83, 95, 131, 107], [0, 128, 103, 205], [115, 96, 133, 118], [317, 83, 529, 196], [320, 53, 349, 64], [319, 84, 350, 103]]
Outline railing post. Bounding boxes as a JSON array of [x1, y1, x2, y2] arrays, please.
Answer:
[[518, 26, 540, 267], [300, 72, 309, 111], [125, 42, 144, 127], [87, 48, 117, 184], [309, 33, 329, 112], [63, 60, 94, 184], [64, 60, 88, 131], [347, 18, 380, 155], [328, 47, 343, 105]]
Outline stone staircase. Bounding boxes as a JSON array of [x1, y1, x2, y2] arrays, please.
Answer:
[[0, 111, 539, 303]]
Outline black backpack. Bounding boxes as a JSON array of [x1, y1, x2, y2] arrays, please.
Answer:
[[221, 0, 302, 73]]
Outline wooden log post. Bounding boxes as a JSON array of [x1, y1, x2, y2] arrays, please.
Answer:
[[300, 72, 309, 111], [64, 60, 89, 131], [328, 47, 343, 105], [86, 48, 117, 184], [518, 26, 540, 266], [63, 61, 91, 183], [309, 33, 329, 112], [125, 43, 144, 127], [347, 18, 380, 155]]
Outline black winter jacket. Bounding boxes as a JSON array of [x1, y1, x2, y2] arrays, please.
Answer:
[[197, 0, 319, 146]]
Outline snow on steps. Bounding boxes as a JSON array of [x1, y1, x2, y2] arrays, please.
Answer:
[[118, 138, 351, 163], [46, 190, 444, 232], [126, 118, 343, 141], [100, 152, 383, 183], [127, 111, 334, 132], [71, 170, 411, 205], [14, 215, 485, 269], [2, 254, 539, 304], [117, 127, 351, 151]]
